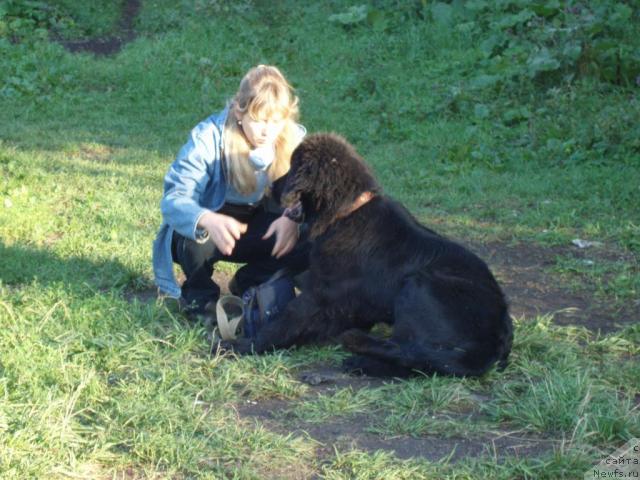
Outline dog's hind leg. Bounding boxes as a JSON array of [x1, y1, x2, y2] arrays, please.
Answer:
[[340, 328, 484, 377], [343, 269, 503, 377], [342, 353, 413, 377], [340, 328, 439, 375]]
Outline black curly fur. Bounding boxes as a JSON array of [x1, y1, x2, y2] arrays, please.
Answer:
[[221, 133, 513, 378], [283, 133, 381, 238]]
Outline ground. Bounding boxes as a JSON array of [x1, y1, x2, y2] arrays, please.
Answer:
[[470, 240, 637, 332], [56, 0, 637, 470]]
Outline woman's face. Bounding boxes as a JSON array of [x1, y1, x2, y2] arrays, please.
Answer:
[[238, 112, 286, 148]]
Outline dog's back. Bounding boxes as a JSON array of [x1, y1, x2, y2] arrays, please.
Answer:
[[330, 195, 513, 377]]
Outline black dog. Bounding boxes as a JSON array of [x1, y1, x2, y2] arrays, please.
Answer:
[[220, 133, 513, 377]]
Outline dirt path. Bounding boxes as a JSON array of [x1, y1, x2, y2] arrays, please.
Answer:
[[235, 367, 556, 464], [58, 0, 141, 56], [469, 240, 637, 332]]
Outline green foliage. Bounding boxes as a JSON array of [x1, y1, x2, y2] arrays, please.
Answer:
[[465, 0, 640, 86], [0, 39, 76, 98], [0, 0, 121, 41], [328, 1, 640, 87], [409, 0, 640, 87], [0, 0, 73, 40], [137, 0, 254, 34], [51, 0, 123, 37]]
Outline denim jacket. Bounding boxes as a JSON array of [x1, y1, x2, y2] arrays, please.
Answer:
[[152, 108, 230, 298], [152, 107, 306, 298]]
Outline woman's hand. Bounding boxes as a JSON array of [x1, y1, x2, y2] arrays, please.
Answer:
[[263, 216, 299, 259], [198, 211, 248, 256]]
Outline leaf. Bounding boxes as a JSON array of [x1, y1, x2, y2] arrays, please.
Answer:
[[530, 0, 562, 18], [495, 10, 536, 29], [469, 74, 501, 89], [585, 19, 605, 37], [611, 4, 632, 23], [431, 2, 454, 27], [465, 0, 488, 12], [527, 49, 561, 77], [562, 43, 582, 61], [474, 104, 490, 119], [366, 9, 388, 31], [480, 34, 506, 57], [328, 5, 368, 26], [592, 39, 617, 56], [502, 107, 531, 125]]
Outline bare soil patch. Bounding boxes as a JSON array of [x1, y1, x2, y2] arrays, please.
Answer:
[[57, 0, 141, 56], [468, 240, 637, 333], [235, 365, 555, 464]]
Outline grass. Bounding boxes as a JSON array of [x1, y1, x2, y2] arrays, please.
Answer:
[[1, 0, 639, 478]]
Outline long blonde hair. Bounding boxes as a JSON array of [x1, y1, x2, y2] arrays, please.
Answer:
[[223, 65, 301, 194]]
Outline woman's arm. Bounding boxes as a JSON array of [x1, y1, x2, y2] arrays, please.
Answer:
[[160, 123, 221, 240], [197, 210, 247, 256]]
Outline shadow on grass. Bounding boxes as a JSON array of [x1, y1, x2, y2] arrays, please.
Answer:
[[0, 241, 140, 295]]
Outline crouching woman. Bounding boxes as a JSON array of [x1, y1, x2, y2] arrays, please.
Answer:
[[152, 65, 308, 317]]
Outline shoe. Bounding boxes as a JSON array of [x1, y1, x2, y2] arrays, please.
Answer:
[[179, 297, 217, 326], [200, 300, 217, 331], [178, 297, 201, 316], [227, 275, 242, 297]]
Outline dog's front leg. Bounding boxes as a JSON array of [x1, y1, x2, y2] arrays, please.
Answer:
[[249, 292, 325, 353]]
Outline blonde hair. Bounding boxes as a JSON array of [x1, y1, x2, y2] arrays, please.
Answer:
[[223, 65, 301, 194]]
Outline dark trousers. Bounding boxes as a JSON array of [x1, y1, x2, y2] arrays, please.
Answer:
[[171, 205, 310, 313]]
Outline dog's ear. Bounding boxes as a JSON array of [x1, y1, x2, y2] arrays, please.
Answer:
[[284, 142, 321, 204], [313, 134, 378, 205], [291, 133, 380, 237]]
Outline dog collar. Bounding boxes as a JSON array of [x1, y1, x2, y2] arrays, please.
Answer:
[[337, 191, 376, 219]]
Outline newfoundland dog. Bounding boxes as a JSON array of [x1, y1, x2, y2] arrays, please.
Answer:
[[219, 133, 513, 377]]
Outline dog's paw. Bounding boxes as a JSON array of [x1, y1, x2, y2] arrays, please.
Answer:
[[212, 338, 254, 356], [341, 355, 368, 376], [339, 329, 370, 351], [211, 339, 234, 355]]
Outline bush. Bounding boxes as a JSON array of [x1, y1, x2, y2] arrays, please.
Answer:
[[339, 0, 640, 88], [0, 0, 75, 41], [437, 0, 640, 87]]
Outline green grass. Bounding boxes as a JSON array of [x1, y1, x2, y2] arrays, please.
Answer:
[[553, 255, 640, 306], [55, 0, 124, 38], [1, 0, 639, 478]]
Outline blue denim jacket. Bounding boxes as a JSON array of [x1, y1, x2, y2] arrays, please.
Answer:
[[152, 108, 230, 298]]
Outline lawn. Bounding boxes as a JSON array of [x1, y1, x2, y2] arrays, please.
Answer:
[[1, 1, 639, 478]]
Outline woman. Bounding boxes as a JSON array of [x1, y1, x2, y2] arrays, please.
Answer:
[[152, 65, 308, 317]]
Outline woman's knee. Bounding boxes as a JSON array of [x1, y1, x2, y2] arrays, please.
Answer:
[[171, 231, 218, 269]]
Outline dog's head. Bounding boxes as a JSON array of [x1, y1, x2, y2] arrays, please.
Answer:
[[283, 133, 380, 238]]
